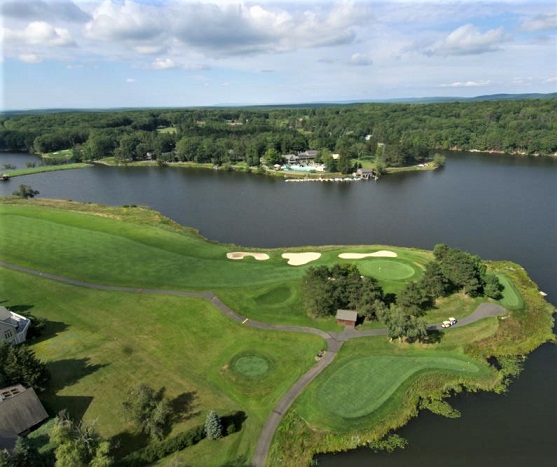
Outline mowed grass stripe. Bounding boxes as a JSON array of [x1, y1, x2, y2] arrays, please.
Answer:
[[0, 211, 302, 288], [319, 356, 480, 418], [496, 273, 524, 309]]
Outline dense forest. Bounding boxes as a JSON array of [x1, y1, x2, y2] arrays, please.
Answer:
[[1, 98, 555, 170]]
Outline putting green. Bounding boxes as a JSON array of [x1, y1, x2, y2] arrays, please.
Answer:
[[357, 260, 416, 281], [230, 352, 274, 379], [319, 356, 479, 418], [496, 274, 524, 309]]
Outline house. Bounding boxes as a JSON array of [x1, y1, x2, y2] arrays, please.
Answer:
[[336, 309, 358, 328], [297, 150, 318, 162], [0, 306, 31, 345], [357, 168, 376, 180], [0, 385, 49, 451], [282, 154, 299, 165]]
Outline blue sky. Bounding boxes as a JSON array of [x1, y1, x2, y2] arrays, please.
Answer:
[[1, 0, 556, 110]]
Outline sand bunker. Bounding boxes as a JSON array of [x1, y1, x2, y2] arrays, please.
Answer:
[[338, 250, 397, 259], [227, 252, 270, 261], [282, 252, 321, 266]]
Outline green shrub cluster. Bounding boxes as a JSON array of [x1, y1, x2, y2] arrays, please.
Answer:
[[118, 425, 205, 466]]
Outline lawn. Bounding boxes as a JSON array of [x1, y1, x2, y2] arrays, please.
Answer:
[[7, 163, 92, 177], [496, 273, 524, 309], [293, 336, 493, 433], [0, 200, 432, 329], [0, 267, 323, 465]]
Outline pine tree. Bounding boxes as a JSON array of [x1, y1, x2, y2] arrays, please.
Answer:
[[204, 411, 222, 440]]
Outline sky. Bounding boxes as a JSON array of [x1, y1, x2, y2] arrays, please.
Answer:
[[1, 0, 556, 110]]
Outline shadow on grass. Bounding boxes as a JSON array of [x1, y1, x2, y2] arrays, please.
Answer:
[[46, 358, 108, 392], [222, 411, 247, 437], [170, 391, 199, 423], [111, 430, 151, 459], [424, 329, 443, 344], [42, 395, 94, 423]]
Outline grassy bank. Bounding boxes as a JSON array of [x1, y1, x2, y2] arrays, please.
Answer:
[[4, 163, 93, 177]]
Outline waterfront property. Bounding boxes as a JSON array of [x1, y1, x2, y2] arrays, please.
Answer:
[[0, 306, 30, 345]]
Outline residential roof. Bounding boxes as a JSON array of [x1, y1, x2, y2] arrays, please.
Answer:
[[0, 386, 48, 435], [0, 429, 18, 452], [0, 306, 12, 321], [336, 309, 358, 322]]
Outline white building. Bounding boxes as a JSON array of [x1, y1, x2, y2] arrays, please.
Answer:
[[0, 306, 31, 345]]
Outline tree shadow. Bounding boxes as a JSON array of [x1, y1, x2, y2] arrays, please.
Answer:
[[221, 411, 247, 437], [42, 395, 94, 422], [170, 391, 199, 423], [46, 358, 109, 392], [423, 329, 444, 344], [110, 430, 150, 459], [384, 293, 397, 306]]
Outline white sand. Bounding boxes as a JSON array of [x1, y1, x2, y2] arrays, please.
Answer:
[[282, 252, 322, 266], [227, 252, 270, 261], [338, 250, 397, 259]]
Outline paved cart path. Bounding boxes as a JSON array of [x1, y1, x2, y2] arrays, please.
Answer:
[[0, 260, 507, 466]]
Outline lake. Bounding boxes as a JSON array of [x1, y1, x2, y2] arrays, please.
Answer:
[[1, 151, 556, 465]]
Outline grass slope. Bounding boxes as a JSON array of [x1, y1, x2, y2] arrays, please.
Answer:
[[0, 267, 323, 464]]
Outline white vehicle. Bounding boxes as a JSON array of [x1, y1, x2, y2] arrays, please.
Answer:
[[441, 317, 458, 328]]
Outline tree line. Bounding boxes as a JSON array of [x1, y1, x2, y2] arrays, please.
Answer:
[[301, 244, 503, 341], [1, 98, 555, 170]]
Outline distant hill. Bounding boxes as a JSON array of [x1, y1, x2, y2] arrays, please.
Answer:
[[2, 93, 555, 116]]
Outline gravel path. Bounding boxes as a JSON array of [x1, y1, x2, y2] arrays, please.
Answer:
[[0, 260, 507, 467]]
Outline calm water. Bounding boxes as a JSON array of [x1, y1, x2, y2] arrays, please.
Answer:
[[1, 151, 556, 465]]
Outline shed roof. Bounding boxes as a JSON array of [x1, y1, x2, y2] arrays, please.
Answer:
[[336, 309, 358, 322], [0, 386, 48, 435]]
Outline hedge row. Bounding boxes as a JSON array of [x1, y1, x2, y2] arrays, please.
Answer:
[[118, 425, 206, 466]]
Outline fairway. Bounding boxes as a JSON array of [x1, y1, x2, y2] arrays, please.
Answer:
[[318, 356, 479, 418], [357, 259, 416, 281], [496, 274, 524, 309]]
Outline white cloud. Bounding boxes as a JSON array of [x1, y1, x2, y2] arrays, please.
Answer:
[[126, 78, 136, 83], [544, 76, 557, 83], [151, 57, 176, 70], [440, 80, 493, 88], [18, 53, 43, 63], [520, 13, 557, 32], [349, 53, 373, 66], [425, 24, 507, 56], [2, 21, 75, 47]]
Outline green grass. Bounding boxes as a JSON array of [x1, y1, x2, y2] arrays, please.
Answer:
[[318, 355, 479, 419], [41, 149, 73, 159], [0, 267, 323, 465], [6, 163, 92, 177], [0, 199, 552, 466], [357, 259, 417, 281], [496, 273, 524, 309]]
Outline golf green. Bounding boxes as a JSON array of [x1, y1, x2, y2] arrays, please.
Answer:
[[230, 352, 274, 379], [357, 260, 416, 281], [318, 356, 479, 418]]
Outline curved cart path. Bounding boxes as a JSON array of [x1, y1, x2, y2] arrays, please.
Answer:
[[0, 260, 507, 466]]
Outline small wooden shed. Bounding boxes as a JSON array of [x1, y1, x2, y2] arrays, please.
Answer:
[[336, 309, 358, 327]]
